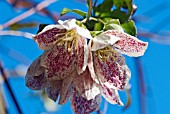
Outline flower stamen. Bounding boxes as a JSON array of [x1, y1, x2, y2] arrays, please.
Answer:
[[96, 46, 118, 62]]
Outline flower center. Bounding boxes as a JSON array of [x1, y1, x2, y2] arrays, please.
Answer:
[[96, 46, 118, 62], [53, 30, 79, 53]]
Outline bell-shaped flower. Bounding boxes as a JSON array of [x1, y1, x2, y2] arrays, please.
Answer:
[[33, 19, 92, 80], [87, 30, 148, 105]]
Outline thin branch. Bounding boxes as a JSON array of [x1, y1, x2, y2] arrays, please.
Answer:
[[0, 61, 22, 114], [0, 30, 34, 39], [0, 0, 57, 30], [86, 0, 93, 22], [102, 100, 108, 114], [135, 58, 146, 114]]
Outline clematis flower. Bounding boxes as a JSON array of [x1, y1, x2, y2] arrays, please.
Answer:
[[87, 29, 148, 105], [32, 19, 93, 81], [25, 18, 148, 114]]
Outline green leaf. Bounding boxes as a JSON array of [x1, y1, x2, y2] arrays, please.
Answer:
[[121, 20, 137, 36], [95, 0, 114, 15], [60, 8, 87, 17], [111, 9, 129, 24]]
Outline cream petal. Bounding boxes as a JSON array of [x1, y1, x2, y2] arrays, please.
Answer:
[[104, 30, 148, 57], [58, 19, 92, 39], [91, 32, 120, 51], [73, 69, 100, 100], [75, 36, 88, 74], [87, 40, 99, 84], [71, 91, 102, 114], [100, 85, 123, 106]]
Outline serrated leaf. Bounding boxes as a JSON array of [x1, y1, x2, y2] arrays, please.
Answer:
[[121, 20, 137, 36], [60, 8, 86, 17]]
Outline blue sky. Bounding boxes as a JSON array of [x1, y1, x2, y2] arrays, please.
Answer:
[[0, 0, 170, 114]]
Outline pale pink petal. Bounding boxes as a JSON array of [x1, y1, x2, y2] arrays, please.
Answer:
[[25, 73, 46, 90], [73, 69, 100, 100], [45, 80, 62, 101], [100, 85, 123, 106], [33, 27, 66, 50], [75, 36, 88, 74], [104, 30, 148, 57], [93, 51, 130, 90], [71, 91, 101, 114], [41, 45, 76, 80], [59, 71, 76, 104], [27, 55, 44, 76]]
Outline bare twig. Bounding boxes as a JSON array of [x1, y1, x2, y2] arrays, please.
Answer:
[[102, 100, 108, 114], [0, 30, 34, 39], [0, 61, 22, 114], [0, 0, 57, 30], [135, 58, 146, 114]]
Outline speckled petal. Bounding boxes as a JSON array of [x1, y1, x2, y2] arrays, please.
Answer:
[[45, 80, 62, 101], [73, 69, 100, 100], [41, 45, 76, 80], [104, 30, 148, 57], [71, 91, 102, 114], [93, 51, 130, 90], [27, 55, 44, 76], [100, 85, 123, 106], [76, 36, 88, 74], [25, 73, 46, 90], [59, 71, 76, 104], [87, 40, 99, 84], [33, 26, 67, 50]]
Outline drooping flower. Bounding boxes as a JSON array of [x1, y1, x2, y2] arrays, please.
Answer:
[[25, 18, 148, 114], [87, 29, 148, 105], [26, 19, 92, 101], [32, 19, 93, 81]]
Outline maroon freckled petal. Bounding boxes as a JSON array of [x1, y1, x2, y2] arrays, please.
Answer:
[[93, 51, 130, 90], [27, 55, 44, 76], [45, 80, 62, 101], [75, 36, 88, 74], [25, 73, 46, 90], [104, 30, 148, 57], [33, 27, 67, 50], [73, 68, 100, 100], [100, 85, 123, 106], [71, 91, 102, 114], [41, 45, 76, 80], [59, 71, 76, 104]]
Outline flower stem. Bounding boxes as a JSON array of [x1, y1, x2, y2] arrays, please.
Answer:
[[86, 0, 93, 23]]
